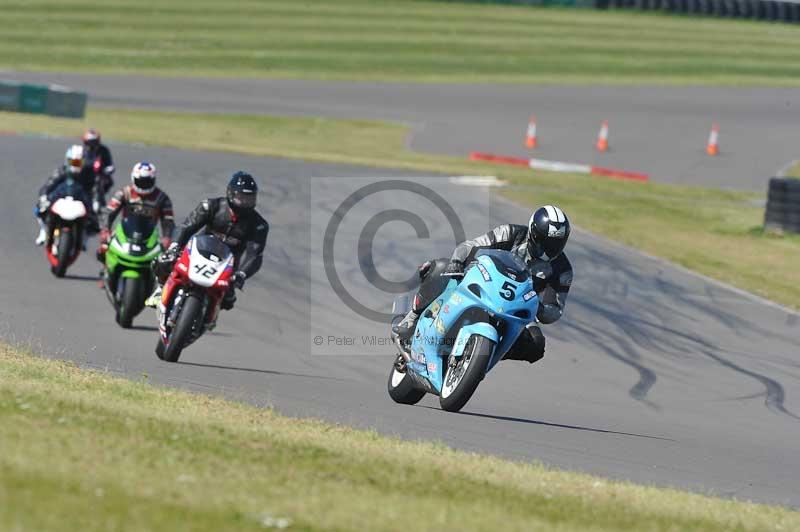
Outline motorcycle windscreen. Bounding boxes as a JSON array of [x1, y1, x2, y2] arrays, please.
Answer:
[[121, 215, 158, 245], [192, 235, 234, 262], [50, 178, 90, 205], [474, 249, 530, 283]]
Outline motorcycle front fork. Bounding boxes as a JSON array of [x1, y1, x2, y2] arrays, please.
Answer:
[[164, 290, 216, 332], [165, 291, 185, 328]]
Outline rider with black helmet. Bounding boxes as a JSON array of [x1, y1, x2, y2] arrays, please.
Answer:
[[147, 172, 269, 313], [82, 128, 115, 196], [393, 205, 573, 364]]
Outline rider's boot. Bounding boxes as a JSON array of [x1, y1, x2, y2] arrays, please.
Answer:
[[392, 309, 419, 341], [502, 325, 546, 364], [34, 219, 46, 246], [221, 287, 236, 311], [144, 286, 162, 308]]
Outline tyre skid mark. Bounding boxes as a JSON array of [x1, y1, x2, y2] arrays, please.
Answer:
[[564, 289, 800, 420]]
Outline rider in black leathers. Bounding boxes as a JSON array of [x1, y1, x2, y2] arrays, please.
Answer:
[[82, 128, 115, 196], [149, 171, 268, 311], [393, 205, 573, 364]]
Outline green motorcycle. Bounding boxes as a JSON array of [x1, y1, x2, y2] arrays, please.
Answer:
[[103, 215, 163, 328]]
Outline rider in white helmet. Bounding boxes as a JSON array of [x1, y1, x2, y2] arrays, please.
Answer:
[[35, 145, 103, 245]]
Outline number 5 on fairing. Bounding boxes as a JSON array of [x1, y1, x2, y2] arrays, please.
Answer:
[[499, 281, 516, 301]]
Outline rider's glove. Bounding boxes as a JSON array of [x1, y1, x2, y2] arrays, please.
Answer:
[[442, 260, 465, 278], [37, 194, 50, 213], [233, 271, 246, 290], [529, 261, 553, 290], [99, 228, 111, 244], [160, 242, 180, 263], [417, 260, 433, 280]]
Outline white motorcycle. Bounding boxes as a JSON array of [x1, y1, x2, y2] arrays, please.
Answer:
[[42, 190, 89, 278]]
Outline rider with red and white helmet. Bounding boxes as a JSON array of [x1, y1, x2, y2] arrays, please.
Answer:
[[96, 162, 175, 261]]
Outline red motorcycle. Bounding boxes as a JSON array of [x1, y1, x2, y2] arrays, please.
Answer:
[[155, 234, 235, 362]]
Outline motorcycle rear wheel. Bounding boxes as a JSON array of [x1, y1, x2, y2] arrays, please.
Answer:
[[387, 360, 426, 405], [52, 230, 73, 278], [162, 294, 202, 363], [439, 335, 493, 412]]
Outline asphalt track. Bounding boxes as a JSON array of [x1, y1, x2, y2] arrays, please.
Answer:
[[2, 135, 799, 507], [5, 71, 800, 190]]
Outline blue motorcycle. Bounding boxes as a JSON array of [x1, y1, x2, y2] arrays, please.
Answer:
[[388, 249, 540, 412]]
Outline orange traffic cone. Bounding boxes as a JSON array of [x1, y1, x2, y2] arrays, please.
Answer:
[[706, 123, 719, 156], [595, 120, 609, 152], [525, 115, 538, 149]]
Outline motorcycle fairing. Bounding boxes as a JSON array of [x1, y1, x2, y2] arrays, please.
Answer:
[[50, 197, 87, 221], [408, 250, 539, 394], [187, 238, 234, 288], [158, 235, 234, 342]]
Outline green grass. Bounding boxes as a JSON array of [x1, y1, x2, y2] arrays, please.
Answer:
[[2, 343, 798, 531], [3, 0, 800, 84], [3, 107, 799, 309], [784, 161, 800, 178]]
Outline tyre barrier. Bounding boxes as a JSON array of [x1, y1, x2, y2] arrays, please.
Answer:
[[599, 0, 800, 23], [764, 177, 800, 234]]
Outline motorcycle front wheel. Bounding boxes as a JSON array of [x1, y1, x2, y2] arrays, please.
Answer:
[[161, 294, 202, 363], [439, 335, 493, 412], [52, 230, 73, 278], [116, 276, 144, 329]]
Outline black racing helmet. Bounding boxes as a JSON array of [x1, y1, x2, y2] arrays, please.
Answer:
[[527, 205, 570, 261], [226, 171, 258, 214], [82, 128, 101, 150]]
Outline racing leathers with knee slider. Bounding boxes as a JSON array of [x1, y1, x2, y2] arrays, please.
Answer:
[[396, 223, 573, 364], [159, 197, 269, 310]]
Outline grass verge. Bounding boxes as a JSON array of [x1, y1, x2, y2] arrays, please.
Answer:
[[3, 0, 800, 85], [783, 162, 800, 179], [2, 343, 798, 531], [3, 107, 799, 310]]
